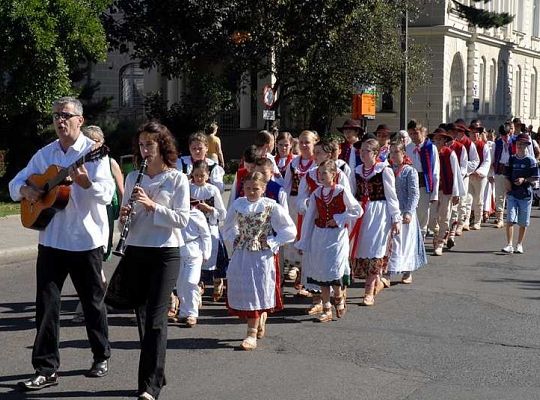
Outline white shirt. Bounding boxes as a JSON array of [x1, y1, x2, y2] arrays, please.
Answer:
[[122, 168, 190, 247], [180, 208, 212, 260], [9, 134, 114, 251], [177, 156, 225, 193], [189, 182, 227, 225]]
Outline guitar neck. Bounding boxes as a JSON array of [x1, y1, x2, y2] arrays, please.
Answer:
[[43, 153, 93, 193]]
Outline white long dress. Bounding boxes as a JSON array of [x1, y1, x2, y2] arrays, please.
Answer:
[[222, 197, 296, 312], [295, 185, 362, 284], [351, 163, 401, 274], [189, 182, 226, 271]]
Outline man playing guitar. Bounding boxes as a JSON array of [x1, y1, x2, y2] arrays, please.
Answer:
[[9, 97, 114, 391]]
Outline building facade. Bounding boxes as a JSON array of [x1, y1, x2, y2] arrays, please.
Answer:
[[372, 0, 540, 132]]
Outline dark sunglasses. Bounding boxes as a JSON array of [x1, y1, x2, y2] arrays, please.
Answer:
[[53, 111, 81, 121]]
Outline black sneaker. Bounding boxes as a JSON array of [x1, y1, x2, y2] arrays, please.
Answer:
[[18, 372, 58, 391], [446, 237, 455, 249]]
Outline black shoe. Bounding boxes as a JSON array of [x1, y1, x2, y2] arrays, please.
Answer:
[[18, 372, 58, 391], [446, 237, 455, 249], [85, 359, 109, 378]]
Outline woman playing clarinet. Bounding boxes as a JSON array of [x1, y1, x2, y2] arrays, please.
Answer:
[[116, 121, 190, 400]]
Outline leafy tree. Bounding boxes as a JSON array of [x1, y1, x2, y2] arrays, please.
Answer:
[[106, 0, 428, 134], [452, 0, 514, 29], [0, 0, 112, 184]]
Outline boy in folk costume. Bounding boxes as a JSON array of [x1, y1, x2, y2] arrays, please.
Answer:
[[432, 129, 466, 256], [448, 123, 479, 234], [295, 160, 362, 322], [492, 123, 514, 227], [337, 119, 364, 172], [350, 139, 401, 306], [406, 120, 440, 238], [375, 124, 392, 163], [275, 131, 297, 180], [177, 131, 226, 193], [467, 125, 491, 230], [175, 207, 212, 327]]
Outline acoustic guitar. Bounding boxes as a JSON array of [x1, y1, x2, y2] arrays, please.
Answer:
[[20, 145, 109, 230]]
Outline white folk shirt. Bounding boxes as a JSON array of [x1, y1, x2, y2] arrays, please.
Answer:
[[122, 168, 190, 247], [9, 134, 115, 251]]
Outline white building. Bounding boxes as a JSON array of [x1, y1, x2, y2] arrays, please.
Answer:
[[373, 0, 540, 132]]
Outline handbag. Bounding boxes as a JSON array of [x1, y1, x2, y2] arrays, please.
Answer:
[[104, 258, 140, 309]]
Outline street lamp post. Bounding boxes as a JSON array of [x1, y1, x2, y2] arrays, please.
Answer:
[[400, 3, 408, 130]]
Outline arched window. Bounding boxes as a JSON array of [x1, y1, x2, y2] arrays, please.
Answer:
[[450, 53, 465, 121], [489, 59, 497, 114], [531, 68, 538, 118], [119, 63, 145, 110]]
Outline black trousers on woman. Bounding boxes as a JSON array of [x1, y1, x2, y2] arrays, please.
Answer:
[[33, 245, 110, 375], [119, 246, 180, 399]]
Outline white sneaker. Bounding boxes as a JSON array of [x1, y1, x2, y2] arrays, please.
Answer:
[[515, 243, 524, 254], [471, 223, 481, 230], [501, 244, 514, 253]]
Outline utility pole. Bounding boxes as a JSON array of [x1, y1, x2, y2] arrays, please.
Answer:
[[400, 3, 408, 130]]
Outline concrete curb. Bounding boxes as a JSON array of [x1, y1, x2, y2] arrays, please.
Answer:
[[0, 246, 37, 263]]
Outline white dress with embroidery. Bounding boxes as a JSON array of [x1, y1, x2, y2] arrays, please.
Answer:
[[222, 197, 296, 311]]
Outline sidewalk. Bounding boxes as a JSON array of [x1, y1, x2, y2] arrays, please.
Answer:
[[0, 214, 39, 262]]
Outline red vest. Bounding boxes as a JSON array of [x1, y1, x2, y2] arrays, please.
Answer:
[[459, 135, 473, 152], [438, 147, 454, 195], [450, 140, 464, 162], [235, 168, 249, 199], [474, 139, 486, 165], [314, 191, 345, 228]]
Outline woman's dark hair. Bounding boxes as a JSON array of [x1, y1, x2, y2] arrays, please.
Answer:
[[134, 121, 178, 168]]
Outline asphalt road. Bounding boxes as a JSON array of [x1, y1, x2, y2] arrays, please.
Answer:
[[0, 213, 540, 400]]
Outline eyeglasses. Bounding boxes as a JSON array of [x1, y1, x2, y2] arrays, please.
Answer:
[[53, 112, 81, 121]]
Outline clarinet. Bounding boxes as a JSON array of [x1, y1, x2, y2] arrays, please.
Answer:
[[113, 158, 148, 257]]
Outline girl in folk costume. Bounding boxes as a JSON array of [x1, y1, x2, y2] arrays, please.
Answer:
[[296, 139, 354, 314], [189, 160, 228, 302], [175, 207, 212, 327], [177, 131, 225, 193], [432, 130, 466, 256], [227, 145, 258, 209], [350, 138, 401, 306], [337, 119, 364, 172], [375, 124, 392, 163], [282, 130, 319, 284], [275, 131, 297, 180], [386, 142, 427, 285], [223, 172, 296, 350], [295, 160, 362, 322]]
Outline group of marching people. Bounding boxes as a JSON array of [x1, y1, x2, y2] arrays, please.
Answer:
[[198, 115, 539, 355]]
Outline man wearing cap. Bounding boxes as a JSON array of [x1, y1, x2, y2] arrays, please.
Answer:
[[406, 120, 440, 238], [501, 133, 539, 254], [338, 119, 364, 172], [431, 129, 466, 256]]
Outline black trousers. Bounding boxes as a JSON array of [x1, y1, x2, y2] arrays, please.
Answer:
[[33, 245, 110, 375], [120, 246, 180, 398]]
